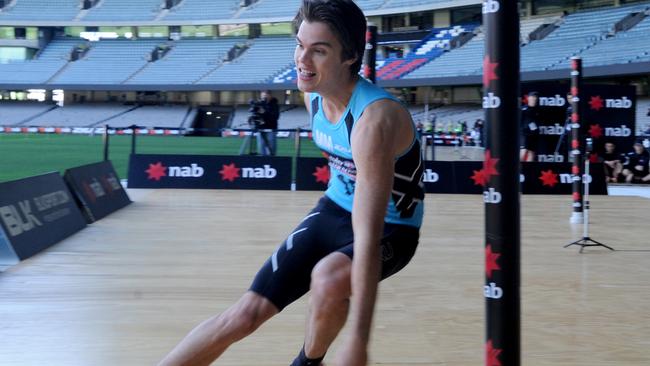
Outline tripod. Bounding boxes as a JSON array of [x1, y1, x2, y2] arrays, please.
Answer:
[[564, 140, 615, 253]]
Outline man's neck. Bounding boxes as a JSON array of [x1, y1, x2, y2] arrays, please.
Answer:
[[320, 75, 358, 118]]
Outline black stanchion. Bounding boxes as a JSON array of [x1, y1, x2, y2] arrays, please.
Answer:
[[103, 124, 109, 161], [483, 1, 521, 365], [569, 57, 584, 224], [364, 23, 377, 84], [130, 124, 137, 155], [564, 138, 615, 253]]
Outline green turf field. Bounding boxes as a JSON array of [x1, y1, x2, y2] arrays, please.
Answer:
[[0, 133, 322, 183]]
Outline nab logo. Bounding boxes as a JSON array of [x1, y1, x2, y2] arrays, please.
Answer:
[[538, 123, 565, 136], [483, 93, 501, 109], [484, 282, 503, 299], [605, 125, 632, 137], [423, 169, 439, 183], [0, 201, 43, 237], [169, 163, 204, 178], [559, 174, 592, 184], [537, 154, 565, 163], [482, 0, 500, 14], [483, 188, 502, 204], [539, 94, 566, 107], [242, 165, 277, 179], [606, 96, 632, 109]]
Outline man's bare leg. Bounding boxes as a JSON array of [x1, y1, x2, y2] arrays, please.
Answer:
[[292, 252, 352, 365], [159, 291, 278, 366]]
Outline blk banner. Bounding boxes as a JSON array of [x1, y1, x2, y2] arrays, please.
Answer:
[[128, 154, 292, 190], [296, 159, 606, 195], [296, 157, 330, 191], [0, 172, 87, 264], [64, 160, 131, 223], [522, 83, 636, 161]]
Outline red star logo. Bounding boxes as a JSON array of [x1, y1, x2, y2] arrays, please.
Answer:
[[486, 340, 502, 366], [589, 124, 602, 139], [471, 169, 487, 187], [589, 153, 599, 164], [521, 94, 528, 105], [313, 165, 330, 184], [145, 162, 167, 181], [589, 96, 604, 111], [483, 150, 500, 180], [485, 244, 501, 279], [539, 169, 559, 187], [219, 163, 241, 182], [483, 56, 499, 87], [471, 150, 500, 187]]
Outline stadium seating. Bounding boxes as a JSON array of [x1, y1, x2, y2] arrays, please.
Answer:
[[404, 32, 484, 79], [198, 37, 296, 84], [0, 0, 79, 21], [377, 24, 477, 80], [0, 101, 57, 125], [163, 0, 241, 21], [98, 105, 192, 128], [82, 0, 162, 21], [522, 3, 649, 71], [127, 38, 241, 85], [0, 38, 82, 84], [383, 0, 459, 9], [238, 0, 301, 19], [557, 11, 650, 68], [51, 39, 162, 84], [27, 103, 136, 127]]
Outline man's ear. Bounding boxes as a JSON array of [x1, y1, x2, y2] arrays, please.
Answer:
[[343, 53, 358, 67]]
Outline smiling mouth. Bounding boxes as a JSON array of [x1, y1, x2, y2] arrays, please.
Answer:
[[299, 68, 316, 78]]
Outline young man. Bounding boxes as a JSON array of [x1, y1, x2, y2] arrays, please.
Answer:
[[520, 92, 540, 162], [622, 142, 650, 183], [602, 141, 623, 183], [158, 1, 424, 365]]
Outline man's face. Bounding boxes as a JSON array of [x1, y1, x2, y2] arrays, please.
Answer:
[[605, 143, 614, 153], [261, 91, 270, 101], [528, 95, 538, 107], [634, 144, 644, 154], [294, 21, 356, 93]]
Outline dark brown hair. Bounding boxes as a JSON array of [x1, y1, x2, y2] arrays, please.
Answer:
[[294, 0, 367, 77]]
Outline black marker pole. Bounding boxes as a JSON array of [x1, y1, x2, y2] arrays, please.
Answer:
[[483, 0, 521, 365], [364, 24, 377, 84], [569, 57, 584, 224]]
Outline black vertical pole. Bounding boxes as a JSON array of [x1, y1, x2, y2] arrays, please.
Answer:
[[130, 124, 137, 155], [364, 24, 377, 84], [103, 124, 109, 161], [570, 57, 584, 224], [483, 1, 520, 365]]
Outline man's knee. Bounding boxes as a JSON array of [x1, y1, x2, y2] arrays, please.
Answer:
[[224, 293, 277, 338], [310, 254, 352, 303]]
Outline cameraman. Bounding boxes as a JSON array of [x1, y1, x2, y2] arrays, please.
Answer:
[[256, 90, 279, 156]]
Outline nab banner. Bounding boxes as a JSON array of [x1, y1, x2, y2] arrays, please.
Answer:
[[0, 172, 87, 263], [521, 162, 607, 195], [582, 85, 636, 156], [128, 154, 292, 190], [423, 161, 458, 193], [296, 157, 330, 191], [64, 160, 132, 223], [522, 83, 636, 161]]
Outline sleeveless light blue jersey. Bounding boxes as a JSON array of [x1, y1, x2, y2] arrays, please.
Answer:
[[310, 78, 424, 228]]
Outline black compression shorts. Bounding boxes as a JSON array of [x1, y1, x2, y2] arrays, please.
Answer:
[[249, 195, 420, 311]]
